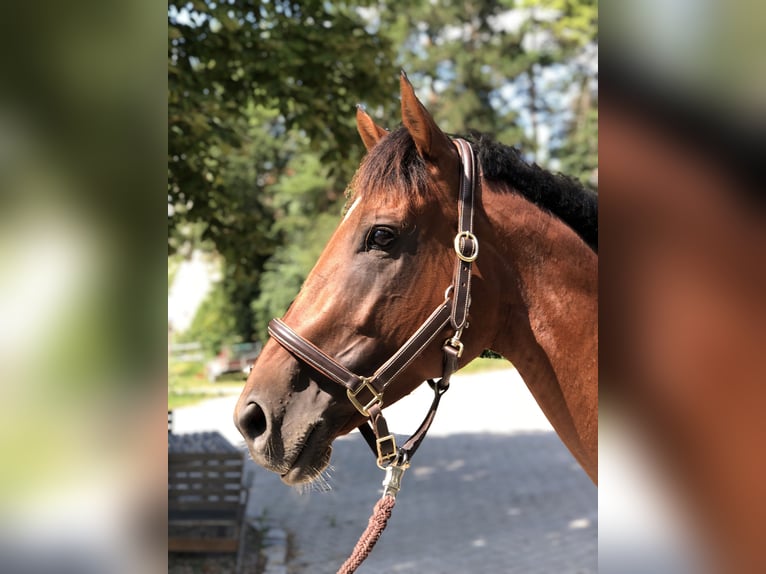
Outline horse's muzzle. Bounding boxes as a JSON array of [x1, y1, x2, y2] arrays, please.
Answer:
[[234, 389, 336, 485]]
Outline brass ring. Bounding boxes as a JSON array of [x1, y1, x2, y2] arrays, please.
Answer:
[[454, 231, 479, 262]]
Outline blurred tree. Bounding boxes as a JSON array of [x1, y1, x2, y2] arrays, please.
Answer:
[[519, 0, 597, 182], [372, 0, 597, 180], [375, 0, 525, 140], [550, 74, 598, 185], [176, 278, 239, 357], [168, 0, 398, 342], [250, 140, 346, 342], [169, 0, 397, 237]]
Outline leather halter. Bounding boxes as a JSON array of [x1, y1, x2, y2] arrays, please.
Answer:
[[268, 138, 478, 469]]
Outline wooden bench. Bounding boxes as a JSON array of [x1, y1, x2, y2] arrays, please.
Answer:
[[168, 439, 251, 572]]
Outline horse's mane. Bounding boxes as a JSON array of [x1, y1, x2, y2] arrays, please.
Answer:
[[349, 127, 598, 252], [468, 132, 598, 252]]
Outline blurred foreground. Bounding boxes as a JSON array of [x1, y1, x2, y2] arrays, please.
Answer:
[[0, 1, 166, 572], [600, 2, 766, 572]]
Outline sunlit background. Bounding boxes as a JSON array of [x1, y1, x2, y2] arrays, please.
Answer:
[[601, 1, 766, 573], [167, 2, 598, 571], [0, 0, 763, 572]]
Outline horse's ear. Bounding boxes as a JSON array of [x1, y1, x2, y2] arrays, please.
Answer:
[[356, 106, 388, 151], [400, 71, 454, 166]]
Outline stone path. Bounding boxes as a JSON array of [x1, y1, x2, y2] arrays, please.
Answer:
[[172, 367, 597, 573]]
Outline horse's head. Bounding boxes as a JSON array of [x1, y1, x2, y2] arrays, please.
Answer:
[[235, 74, 498, 484]]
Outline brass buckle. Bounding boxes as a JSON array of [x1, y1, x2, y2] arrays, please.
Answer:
[[347, 377, 383, 417], [445, 336, 464, 358], [454, 231, 479, 262], [375, 434, 397, 469]]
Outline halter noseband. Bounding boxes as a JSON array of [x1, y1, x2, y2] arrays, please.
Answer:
[[267, 138, 478, 472]]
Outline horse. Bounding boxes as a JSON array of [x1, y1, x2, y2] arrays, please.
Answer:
[[235, 72, 598, 488]]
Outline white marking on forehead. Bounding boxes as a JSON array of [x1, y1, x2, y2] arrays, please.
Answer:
[[342, 197, 361, 222]]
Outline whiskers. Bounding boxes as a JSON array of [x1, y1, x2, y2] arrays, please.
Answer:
[[295, 464, 336, 495]]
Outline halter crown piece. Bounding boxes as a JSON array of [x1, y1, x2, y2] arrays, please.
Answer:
[[267, 139, 479, 573]]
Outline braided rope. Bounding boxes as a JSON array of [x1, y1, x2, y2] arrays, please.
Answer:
[[336, 495, 397, 574]]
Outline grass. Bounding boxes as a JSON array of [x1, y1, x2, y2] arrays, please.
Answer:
[[168, 360, 247, 410], [459, 355, 514, 374]]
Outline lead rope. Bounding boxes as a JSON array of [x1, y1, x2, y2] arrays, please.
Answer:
[[337, 349, 458, 574], [336, 494, 397, 574]]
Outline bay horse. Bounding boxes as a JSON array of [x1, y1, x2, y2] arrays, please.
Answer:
[[235, 73, 598, 487]]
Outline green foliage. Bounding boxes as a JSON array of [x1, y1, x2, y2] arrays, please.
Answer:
[[168, 1, 399, 343], [168, 360, 243, 410], [551, 101, 598, 186], [377, 0, 528, 139], [168, 0, 398, 251], [251, 209, 340, 342], [460, 356, 515, 374], [250, 149, 345, 341], [372, 0, 597, 179], [176, 280, 240, 357]]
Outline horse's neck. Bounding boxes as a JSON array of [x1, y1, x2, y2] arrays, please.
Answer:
[[483, 187, 598, 482]]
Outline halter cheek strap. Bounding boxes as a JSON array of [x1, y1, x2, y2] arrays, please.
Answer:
[[267, 138, 478, 470], [452, 138, 478, 331]]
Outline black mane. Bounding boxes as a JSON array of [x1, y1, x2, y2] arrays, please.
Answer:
[[468, 132, 598, 252], [351, 127, 598, 252]]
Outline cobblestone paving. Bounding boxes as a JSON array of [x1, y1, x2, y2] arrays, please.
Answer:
[[173, 367, 597, 573]]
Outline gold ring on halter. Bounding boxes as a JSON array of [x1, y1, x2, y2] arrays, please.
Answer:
[[454, 231, 479, 262]]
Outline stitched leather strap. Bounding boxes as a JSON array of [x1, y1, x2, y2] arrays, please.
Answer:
[[268, 318, 363, 391], [365, 301, 452, 391], [269, 300, 452, 399], [451, 139, 477, 331]]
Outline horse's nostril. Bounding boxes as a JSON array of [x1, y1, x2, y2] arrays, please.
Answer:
[[239, 401, 267, 441]]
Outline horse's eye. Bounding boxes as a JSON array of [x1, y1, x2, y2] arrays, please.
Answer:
[[367, 226, 397, 251]]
